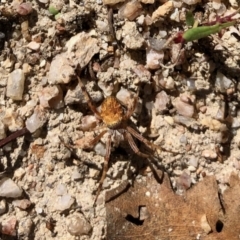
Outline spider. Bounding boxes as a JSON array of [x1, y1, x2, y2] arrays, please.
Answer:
[[73, 75, 166, 203]]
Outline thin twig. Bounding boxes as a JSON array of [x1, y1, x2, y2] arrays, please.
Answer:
[[0, 127, 29, 148]]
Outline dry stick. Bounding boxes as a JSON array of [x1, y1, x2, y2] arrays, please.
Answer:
[[108, 8, 117, 43], [0, 127, 29, 148]]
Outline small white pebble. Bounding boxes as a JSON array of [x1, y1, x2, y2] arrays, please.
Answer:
[[0, 178, 22, 198], [188, 166, 196, 172], [36, 207, 43, 214], [94, 142, 106, 157], [145, 191, 150, 197], [27, 41, 40, 51]]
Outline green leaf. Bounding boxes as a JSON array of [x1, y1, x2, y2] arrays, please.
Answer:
[[186, 11, 195, 27], [48, 5, 59, 15]]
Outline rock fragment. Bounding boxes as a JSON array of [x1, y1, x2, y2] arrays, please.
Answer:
[[54, 194, 75, 211], [39, 85, 64, 109], [122, 22, 144, 49], [48, 53, 75, 84], [67, 213, 92, 236], [18, 218, 33, 239], [66, 32, 100, 68], [146, 48, 164, 69], [202, 149, 217, 159], [6, 69, 25, 100], [154, 91, 170, 113], [173, 94, 195, 118], [13, 199, 32, 210], [200, 214, 212, 233], [0, 199, 7, 215], [152, 1, 173, 21], [132, 65, 152, 82], [200, 117, 227, 132], [2, 108, 24, 132], [119, 0, 142, 21], [1, 217, 17, 236], [25, 106, 48, 133], [0, 178, 22, 198], [176, 172, 192, 194]]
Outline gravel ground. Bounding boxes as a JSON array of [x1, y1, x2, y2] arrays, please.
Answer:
[[1, 0, 240, 239]]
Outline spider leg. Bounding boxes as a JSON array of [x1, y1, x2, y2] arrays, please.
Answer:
[[126, 126, 179, 154], [124, 131, 149, 158], [94, 133, 112, 204], [76, 75, 101, 118], [89, 129, 108, 147]]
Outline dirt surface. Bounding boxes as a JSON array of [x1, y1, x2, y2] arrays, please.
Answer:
[[1, 0, 240, 239]]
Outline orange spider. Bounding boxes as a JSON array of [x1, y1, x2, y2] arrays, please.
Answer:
[[75, 76, 162, 203]]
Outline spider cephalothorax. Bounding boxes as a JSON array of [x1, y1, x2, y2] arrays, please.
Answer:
[[75, 75, 162, 204]]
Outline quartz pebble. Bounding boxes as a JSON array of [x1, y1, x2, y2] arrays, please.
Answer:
[[55, 194, 75, 211], [13, 199, 32, 210], [15, 2, 33, 15], [94, 142, 107, 157], [1, 217, 17, 236], [188, 156, 198, 168], [55, 184, 68, 196], [27, 41, 40, 51], [6, 69, 25, 100], [116, 87, 133, 107], [146, 48, 164, 69], [0, 178, 22, 198], [25, 106, 47, 133], [67, 213, 92, 236], [215, 71, 233, 93]]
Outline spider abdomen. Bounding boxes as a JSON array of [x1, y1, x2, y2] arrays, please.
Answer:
[[100, 96, 123, 128]]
